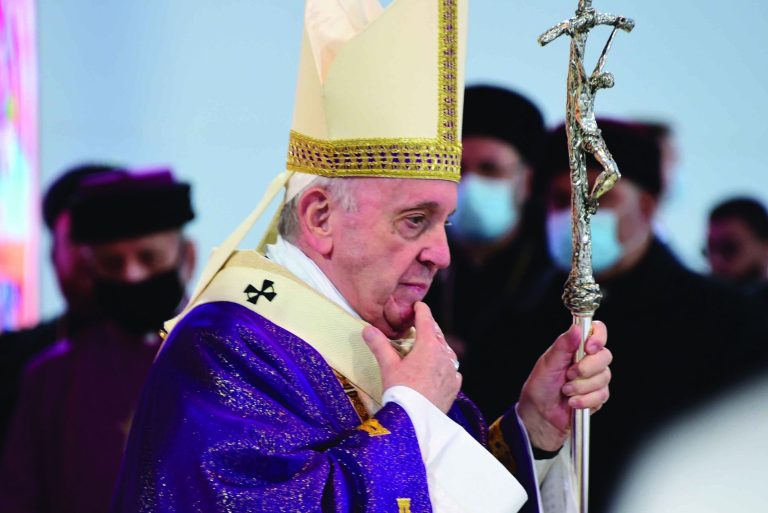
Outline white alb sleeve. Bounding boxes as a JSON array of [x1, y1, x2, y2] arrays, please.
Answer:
[[512, 403, 578, 513], [382, 386, 527, 513]]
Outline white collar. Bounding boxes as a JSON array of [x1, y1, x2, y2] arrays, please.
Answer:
[[265, 236, 361, 319]]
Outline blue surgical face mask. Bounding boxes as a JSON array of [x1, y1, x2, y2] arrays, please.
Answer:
[[450, 174, 519, 242], [546, 209, 623, 274]]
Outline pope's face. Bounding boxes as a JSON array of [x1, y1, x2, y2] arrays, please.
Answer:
[[325, 178, 456, 339]]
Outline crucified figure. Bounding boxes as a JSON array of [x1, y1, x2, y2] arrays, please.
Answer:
[[539, 0, 634, 215], [538, 0, 634, 316]]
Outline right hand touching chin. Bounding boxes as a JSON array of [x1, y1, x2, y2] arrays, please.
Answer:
[[363, 301, 461, 413]]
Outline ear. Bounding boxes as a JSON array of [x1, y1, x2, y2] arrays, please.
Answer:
[[180, 238, 197, 284], [50, 213, 68, 264], [638, 191, 659, 223], [516, 166, 533, 206], [297, 187, 334, 256]]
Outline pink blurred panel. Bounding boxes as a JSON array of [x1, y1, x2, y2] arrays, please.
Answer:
[[0, 0, 39, 330]]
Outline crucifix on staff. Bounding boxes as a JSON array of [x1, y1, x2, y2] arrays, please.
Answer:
[[538, 2, 634, 512]]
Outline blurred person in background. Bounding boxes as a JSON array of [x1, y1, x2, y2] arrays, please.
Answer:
[[705, 196, 768, 302], [635, 121, 680, 242], [425, 84, 554, 422], [0, 168, 196, 513], [637, 121, 679, 201], [0, 163, 124, 450], [523, 119, 768, 513]]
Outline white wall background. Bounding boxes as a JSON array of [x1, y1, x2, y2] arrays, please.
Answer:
[[37, 0, 768, 318]]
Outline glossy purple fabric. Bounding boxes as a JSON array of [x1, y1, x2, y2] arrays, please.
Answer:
[[111, 302, 433, 512]]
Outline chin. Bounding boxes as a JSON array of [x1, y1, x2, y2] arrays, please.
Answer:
[[380, 301, 416, 339]]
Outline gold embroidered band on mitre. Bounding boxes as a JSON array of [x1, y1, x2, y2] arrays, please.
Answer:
[[286, 131, 461, 181]]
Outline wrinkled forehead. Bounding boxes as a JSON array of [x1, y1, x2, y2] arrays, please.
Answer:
[[353, 177, 458, 210]]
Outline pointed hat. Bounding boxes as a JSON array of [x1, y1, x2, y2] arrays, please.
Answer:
[[285, 0, 468, 199]]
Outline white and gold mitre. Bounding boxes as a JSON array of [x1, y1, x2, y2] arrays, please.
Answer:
[[167, 0, 468, 324], [285, 0, 468, 196]]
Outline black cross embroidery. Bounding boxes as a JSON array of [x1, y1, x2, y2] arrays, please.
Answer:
[[244, 280, 277, 305]]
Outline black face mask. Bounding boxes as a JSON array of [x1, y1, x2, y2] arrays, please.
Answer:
[[94, 269, 185, 335]]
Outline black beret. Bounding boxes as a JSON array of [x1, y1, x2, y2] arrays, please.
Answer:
[[536, 119, 663, 197], [70, 168, 195, 244], [42, 163, 125, 230], [462, 85, 545, 165]]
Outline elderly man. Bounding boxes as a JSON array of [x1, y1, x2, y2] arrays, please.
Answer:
[[112, 1, 611, 512]]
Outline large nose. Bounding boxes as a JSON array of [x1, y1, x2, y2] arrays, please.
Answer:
[[121, 257, 152, 283], [419, 224, 451, 270]]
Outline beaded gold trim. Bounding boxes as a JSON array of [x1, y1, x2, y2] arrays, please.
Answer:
[[286, 0, 461, 182], [287, 131, 461, 181], [438, 0, 459, 146]]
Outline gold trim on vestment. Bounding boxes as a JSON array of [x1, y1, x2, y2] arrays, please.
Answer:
[[335, 370, 372, 422], [357, 418, 391, 437], [488, 417, 518, 474]]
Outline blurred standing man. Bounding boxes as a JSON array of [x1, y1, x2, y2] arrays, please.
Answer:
[[112, 2, 612, 512], [706, 196, 768, 301], [425, 85, 553, 422], [0, 169, 196, 513], [0, 164, 123, 449], [528, 120, 768, 513]]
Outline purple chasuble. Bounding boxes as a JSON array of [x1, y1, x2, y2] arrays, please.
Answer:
[[111, 301, 434, 512], [111, 301, 540, 512]]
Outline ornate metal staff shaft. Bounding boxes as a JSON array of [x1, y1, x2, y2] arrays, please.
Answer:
[[538, 2, 633, 512]]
